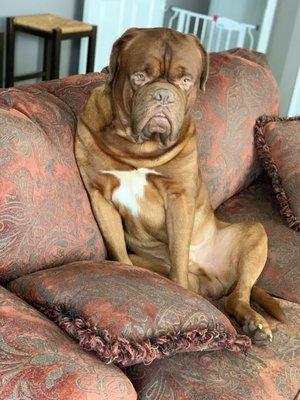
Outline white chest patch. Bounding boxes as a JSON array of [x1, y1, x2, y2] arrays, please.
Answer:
[[100, 168, 160, 216]]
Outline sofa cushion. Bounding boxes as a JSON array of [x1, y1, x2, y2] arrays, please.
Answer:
[[193, 49, 279, 208], [23, 49, 279, 209], [255, 115, 300, 231], [0, 286, 136, 400], [29, 71, 107, 116], [216, 180, 300, 303], [0, 89, 105, 283], [125, 298, 299, 400], [8, 260, 250, 367]]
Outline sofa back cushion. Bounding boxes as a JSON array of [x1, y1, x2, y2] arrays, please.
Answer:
[[0, 88, 105, 283], [192, 49, 279, 208], [37, 50, 279, 209]]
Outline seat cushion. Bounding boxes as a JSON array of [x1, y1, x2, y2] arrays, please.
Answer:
[[0, 89, 105, 283], [9, 260, 250, 367], [14, 14, 93, 34], [125, 298, 299, 400], [255, 115, 300, 231], [216, 181, 300, 303], [0, 286, 136, 400]]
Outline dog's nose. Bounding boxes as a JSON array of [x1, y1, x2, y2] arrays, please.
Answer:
[[153, 89, 174, 105]]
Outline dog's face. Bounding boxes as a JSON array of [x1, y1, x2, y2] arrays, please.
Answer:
[[109, 28, 208, 147]]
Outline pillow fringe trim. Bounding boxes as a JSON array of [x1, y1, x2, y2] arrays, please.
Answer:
[[34, 303, 251, 367], [254, 114, 300, 232]]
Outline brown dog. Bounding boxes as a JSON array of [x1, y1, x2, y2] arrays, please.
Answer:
[[75, 28, 285, 343]]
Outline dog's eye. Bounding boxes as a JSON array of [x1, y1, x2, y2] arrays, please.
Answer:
[[182, 76, 191, 84], [134, 72, 145, 81]]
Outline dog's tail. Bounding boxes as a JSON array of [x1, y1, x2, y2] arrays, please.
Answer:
[[251, 286, 286, 322]]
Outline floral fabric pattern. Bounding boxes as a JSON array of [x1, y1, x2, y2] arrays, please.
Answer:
[[0, 89, 105, 283], [9, 260, 250, 367], [0, 286, 136, 400], [126, 298, 299, 400], [216, 180, 300, 303]]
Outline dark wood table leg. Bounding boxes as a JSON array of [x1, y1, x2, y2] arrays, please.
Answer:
[[0, 32, 3, 88], [43, 38, 51, 81], [5, 17, 15, 88], [86, 25, 97, 73], [50, 28, 62, 80]]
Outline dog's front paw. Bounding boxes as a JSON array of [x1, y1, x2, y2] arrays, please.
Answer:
[[242, 310, 272, 346]]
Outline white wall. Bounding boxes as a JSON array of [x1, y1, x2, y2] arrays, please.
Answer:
[[208, 0, 266, 24], [0, 0, 83, 84], [267, 0, 300, 114]]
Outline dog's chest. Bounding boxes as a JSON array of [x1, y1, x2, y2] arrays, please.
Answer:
[[101, 168, 160, 217]]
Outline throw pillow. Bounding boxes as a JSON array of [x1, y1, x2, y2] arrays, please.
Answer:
[[254, 115, 300, 231], [9, 260, 250, 367]]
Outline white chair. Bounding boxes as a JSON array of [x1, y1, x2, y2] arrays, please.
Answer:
[[168, 6, 256, 52]]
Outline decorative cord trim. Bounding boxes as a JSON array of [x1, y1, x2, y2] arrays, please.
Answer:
[[254, 115, 300, 231], [35, 303, 251, 367]]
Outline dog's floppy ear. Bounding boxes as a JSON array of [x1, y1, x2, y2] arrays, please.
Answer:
[[108, 27, 139, 84], [187, 34, 209, 92], [198, 42, 209, 91]]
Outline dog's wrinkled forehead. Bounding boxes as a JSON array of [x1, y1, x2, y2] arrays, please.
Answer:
[[109, 28, 208, 90]]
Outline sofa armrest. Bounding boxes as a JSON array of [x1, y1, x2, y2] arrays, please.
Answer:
[[0, 286, 136, 400]]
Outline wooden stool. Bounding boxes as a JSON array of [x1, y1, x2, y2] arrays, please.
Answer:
[[0, 32, 3, 88], [5, 14, 97, 88]]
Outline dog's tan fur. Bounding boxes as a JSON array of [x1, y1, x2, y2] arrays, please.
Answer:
[[75, 28, 285, 343]]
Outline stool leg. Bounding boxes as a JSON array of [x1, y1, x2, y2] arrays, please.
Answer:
[[43, 38, 51, 81], [86, 25, 97, 73], [0, 33, 3, 88], [5, 17, 15, 88], [50, 28, 62, 80]]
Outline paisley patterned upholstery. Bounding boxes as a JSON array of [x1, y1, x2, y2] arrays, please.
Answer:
[[216, 180, 300, 303], [255, 116, 300, 231], [0, 286, 136, 400], [8, 260, 250, 367], [126, 299, 299, 400], [28, 71, 108, 116], [0, 90, 105, 283], [192, 49, 279, 208]]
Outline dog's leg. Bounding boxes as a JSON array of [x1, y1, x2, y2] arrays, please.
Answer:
[[89, 189, 132, 265], [129, 254, 210, 299], [166, 194, 195, 289], [129, 254, 170, 276], [224, 222, 272, 344]]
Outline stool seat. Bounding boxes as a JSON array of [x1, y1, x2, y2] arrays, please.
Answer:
[[5, 15, 97, 87], [14, 14, 92, 34]]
